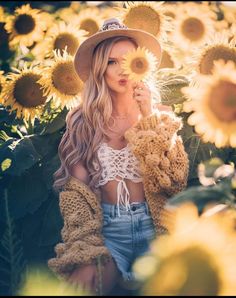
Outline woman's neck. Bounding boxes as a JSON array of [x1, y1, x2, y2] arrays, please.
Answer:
[[111, 92, 138, 117]]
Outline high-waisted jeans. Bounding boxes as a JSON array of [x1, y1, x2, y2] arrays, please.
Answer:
[[101, 201, 156, 282]]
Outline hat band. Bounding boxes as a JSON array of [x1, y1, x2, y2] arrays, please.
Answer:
[[99, 20, 128, 32]]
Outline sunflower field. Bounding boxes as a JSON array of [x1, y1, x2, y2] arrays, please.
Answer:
[[0, 1, 236, 296]]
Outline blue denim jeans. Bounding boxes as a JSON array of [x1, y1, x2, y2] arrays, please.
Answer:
[[101, 201, 156, 282]]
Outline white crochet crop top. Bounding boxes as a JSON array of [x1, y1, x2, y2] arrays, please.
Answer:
[[94, 142, 143, 216]]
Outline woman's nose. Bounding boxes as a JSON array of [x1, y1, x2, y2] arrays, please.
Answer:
[[117, 62, 124, 75]]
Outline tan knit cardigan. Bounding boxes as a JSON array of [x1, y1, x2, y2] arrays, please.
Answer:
[[48, 111, 189, 278]]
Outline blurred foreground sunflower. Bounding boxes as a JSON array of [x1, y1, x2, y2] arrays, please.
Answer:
[[32, 21, 87, 60], [171, 4, 216, 51], [18, 267, 88, 296], [38, 50, 83, 109], [118, 1, 172, 40], [134, 202, 236, 296], [182, 59, 236, 148], [4, 4, 48, 48], [121, 46, 158, 82], [1, 63, 47, 122], [190, 32, 236, 75]]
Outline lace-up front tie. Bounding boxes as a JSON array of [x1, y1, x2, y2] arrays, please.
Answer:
[[95, 142, 142, 216]]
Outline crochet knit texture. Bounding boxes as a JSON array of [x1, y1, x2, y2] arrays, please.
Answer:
[[124, 111, 189, 234], [48, 177, 111, 279]]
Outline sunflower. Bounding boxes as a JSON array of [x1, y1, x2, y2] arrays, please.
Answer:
[[162, 2, 177, 20], [69, 1, 82, 13], [170, 4, 216, 51], [182, 60, 236, 148], [134, 202, 236, 296], [213, 19, 229, 32], [121, 46, 158, 82], [76, 7, 104, 37], [4, 4, 48, 48], [32, 21, 87, 60], [1, 63, 47, 122], [101, 6, 122, 20], [158, 43, 182, 70], [38, 50, 83, 109], [117, 1, 172, 41], [18, 267, 87, 296], [229, 23, 236, 44], [0, 71, 6, 103], [220, 2, 236, 25], [54, 6, 77, 23], [190, 32, 236, 75], [0, 6, 5, 22]]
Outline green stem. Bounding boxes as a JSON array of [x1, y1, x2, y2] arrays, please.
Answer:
[[4, 189, 14, 295], [28, 118, 34, 135]]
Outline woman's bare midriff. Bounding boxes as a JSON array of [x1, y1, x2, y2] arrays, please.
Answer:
[[100, 179, 146, 204]]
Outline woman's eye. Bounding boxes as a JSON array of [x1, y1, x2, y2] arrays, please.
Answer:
[[108, 60, 116, 65]]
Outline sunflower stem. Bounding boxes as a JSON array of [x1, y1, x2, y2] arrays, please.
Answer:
[[28, 118, 34, 135]]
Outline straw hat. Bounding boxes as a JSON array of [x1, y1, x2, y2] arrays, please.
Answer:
[[74, 18, 162, 82]]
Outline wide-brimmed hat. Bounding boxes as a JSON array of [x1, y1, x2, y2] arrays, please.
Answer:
[[74, 18, 162, 82]]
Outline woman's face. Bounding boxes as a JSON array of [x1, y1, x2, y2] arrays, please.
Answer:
[[104, 39, 136, 95]]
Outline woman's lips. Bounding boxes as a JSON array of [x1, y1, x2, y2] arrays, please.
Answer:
[[119, 79, 127, 85]]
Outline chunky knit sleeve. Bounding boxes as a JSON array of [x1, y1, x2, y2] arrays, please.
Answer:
[[125, 111, 189, 234], [48, 177, 111, 279]]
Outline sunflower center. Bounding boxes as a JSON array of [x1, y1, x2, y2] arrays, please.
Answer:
[[159, 50, 174, 68], [130, 57, 148, 74], [14, 14, 35, 35], [0, 81, 2, 94], [54, 33, 79, 56], [14, 74, 47, 107], [181, 17, 205, 42], [52, 62, 83, 95], [208, 80, 236, 122], [199, 46, 236, 75], [124, 6, 161, 37], [80, 19, 99, 36]]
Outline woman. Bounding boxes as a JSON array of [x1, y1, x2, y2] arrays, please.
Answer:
[[48, 18, 189, 295]]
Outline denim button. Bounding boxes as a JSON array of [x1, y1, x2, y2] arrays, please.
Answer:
[[131, 206, 136, 211]]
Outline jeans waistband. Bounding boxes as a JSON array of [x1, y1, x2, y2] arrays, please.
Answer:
[[101, 201, 150, 218]]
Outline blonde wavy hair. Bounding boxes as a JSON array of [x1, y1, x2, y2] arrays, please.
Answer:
[[53, 36, 138, 193]]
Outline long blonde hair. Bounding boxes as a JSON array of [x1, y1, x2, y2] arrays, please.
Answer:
[[53, 36, 138, 193]]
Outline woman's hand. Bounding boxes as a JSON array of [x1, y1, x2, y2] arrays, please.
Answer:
[[155, 103, 173, 112], [67, 264, 98, 293], [133, 81, 152, 117]]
